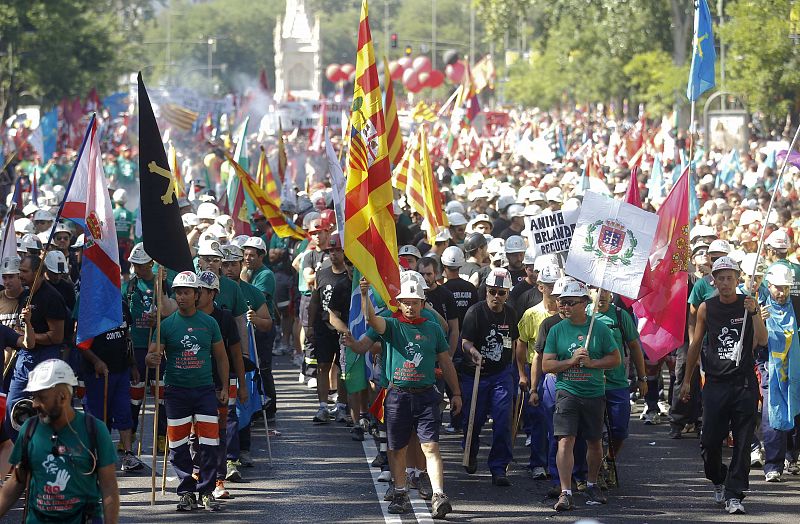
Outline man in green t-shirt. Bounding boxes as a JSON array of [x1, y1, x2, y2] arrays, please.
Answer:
[[112, 188, 135, 276], [146, 271, 229, 512], [343, 274, 461, 519], [0, 359, 119, 523], [542, 281, 620, 511]]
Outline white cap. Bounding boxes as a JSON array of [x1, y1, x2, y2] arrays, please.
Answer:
[[220, 244, 244, 262], [396, 279, 426, 300], [739, 253, 766, 277], [766, 230, 791, 251], [197, 240, 224, 258], [485, 268, 512, 289], [1, 256, 20, 275], [196, 270, 220, 291], [128, 242, 152, 264], [14, 218, 33, 235], [242, 236, 267, 252], [552, 276, 577, 296], [445, 201, 466, 215], [766, 264, 794, 286], [113, 188, 127, 204], [711, 256, 740, 274], [447, 212, 468, 227], [33, 209, 55, 222], [505, 235, 526, 254], [441, 246, 466, 267], [487, 237, 505, 254], [197, 202, 220, 220], [537, 264, 562, 284], [399, 245, 422, 259], [507, 204, 525, 218], [24, 359, 78, 392], [689, 224, 716, 241], [44, 250, 68, 274], [172, 271, 199, 289], [523, 247, 537, 265], [71, 234, 85, 249], [707, 239, 731, 255], [559, 280, 590, 298]]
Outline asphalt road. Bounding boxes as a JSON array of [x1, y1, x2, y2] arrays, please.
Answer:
[[2, 357, 798, 523]]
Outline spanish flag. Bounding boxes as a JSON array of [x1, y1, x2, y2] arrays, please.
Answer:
[[382, 57, 404, 167], [344, 0, 400, 309], [226, 153, 305, 240]]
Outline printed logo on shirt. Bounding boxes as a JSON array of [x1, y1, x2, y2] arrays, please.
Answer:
[[482, 327, 504, 362], [38, 453, 77, 513], [717, 326, 739, 361]]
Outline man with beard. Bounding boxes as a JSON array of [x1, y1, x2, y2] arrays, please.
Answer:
[[0, 359, 119, 522]]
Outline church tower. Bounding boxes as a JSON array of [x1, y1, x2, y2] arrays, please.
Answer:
[[274, 0, 321, 102]]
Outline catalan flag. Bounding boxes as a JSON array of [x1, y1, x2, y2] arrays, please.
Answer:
[[382, 57, 404, 167], [160, 102, 199, 132], [411, 101, 438, 123], [406, 128, 448, 244], [256, 145, 281, 203], [391, 140, 412, 193], [344, 0, 401, 309], [226, 153, 306, 240]]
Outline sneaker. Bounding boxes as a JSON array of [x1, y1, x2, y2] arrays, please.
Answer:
[[383, 480, 395, 501], [765, 470, 782, 482], [585, 484, 607, 505], [554, 491, 573, 511], [371, 453, 387, 469], [377, 469, 392, 482], [387, 490, 411, 514], [351, 426, 365, 441], [576, 480, 587, 492], [334, 407, 348, 424], [298, 372, 306, 383], [528, 466, 547, 480], [313, 407, 331, 423], [407, 471, 419, 490], [787, 460, 800, 475], [657, 400, 671, 416], [491, 473, 511, 487], [176, 492, 197, 512], [417, 472, 432, 500], [750, 448, 764, 467], [121, 451, 144, 472], [725, 498, 745, 514], [642, 411, 660, 425], [213, 480, 230, 499], [225, 460, 242, 482], [307, 377, 317, 389], [713, 483, 725, 504], [239, 450, 254, 467], [431, 492, 452, 519], [200, 493, 221, 512]]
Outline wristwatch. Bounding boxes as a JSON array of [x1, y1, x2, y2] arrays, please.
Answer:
[[637, 377, 647, 383]]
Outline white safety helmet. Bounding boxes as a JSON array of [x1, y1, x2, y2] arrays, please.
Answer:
[[53, 222, 72, 235], [485, 268, 512, 289], [128, 242, 152, 264], [197, 240, 224, 258], [434, 228, 451, 243], [14, 218, 34, 235], [215, 214, 233, 229], [33, 209, 55, 223], [112, 188, 128, 204], [739, 253, 766, 277], [537, 264, 562, 284], [447, 212, 468, 227], [441, 246, 466, 268], [44, 250, 69, 274], [399, 245, 422, 259], [196, 270, 220, 291], [546, 187, 563, 203], [221, 244, 244, 262], [207, 223, 228, 240], [71, 234, 85, 249], [18, 234, 42, 254], [242, 236, 267, 253], [711, 256, 740, 275], [396, 279, 426, 300], [182, 213, 199, 228], [36, 231, 51, 246], [707, 239, 732, 255], [534, 253, 559, 272], [22, 203, 39, 217], [197, 202, 220, 221], [766, 264, 794, 287], [172, 271, 199, 289], [559, 280, 590, 299], [400, 270, 429, 290], [505, 235, 527, 254], [523, 247, 537, 266], [766, 230, 791, 251], [445, 201, 466, 215], [507, 204, 525, 219], [1, 256, 20, 275], [231, 235, 250, 248], [487, 237, 505, 255], [552, 276, 577, 296], [24, 359, 78, 392], [689, 224, 716, 242], [497, 195, 516, 212]]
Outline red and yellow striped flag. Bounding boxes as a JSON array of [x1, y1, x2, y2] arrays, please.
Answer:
[[382, 57, 404, 167], [226, 153, 306, 240], [277, 122, 288, 182], [391, 142, 412, 193], [406, 128, 448, 244], [167, 141, 185, 198], [344, 0, 400, 308], [256, 146, 281, 203]]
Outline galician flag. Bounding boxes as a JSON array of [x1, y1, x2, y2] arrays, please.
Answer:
[[344, 0, 401, 308], [61, 115, 122, 347]]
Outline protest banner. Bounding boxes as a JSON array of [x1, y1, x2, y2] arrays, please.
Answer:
[[525, 208, 579, 256], [564, 191, 659, 299]]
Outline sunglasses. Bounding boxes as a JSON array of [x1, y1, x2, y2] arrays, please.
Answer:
[[558, 299, 582, 307], [487, 288, 508, 297]]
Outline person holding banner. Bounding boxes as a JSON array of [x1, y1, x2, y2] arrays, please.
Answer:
[[542, 281, 620, 511], [679, 257, 767, 515]]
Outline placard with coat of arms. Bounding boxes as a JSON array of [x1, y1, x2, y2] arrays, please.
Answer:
[[564, 191, 659, 299]]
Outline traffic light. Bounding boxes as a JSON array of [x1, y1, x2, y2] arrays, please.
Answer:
[[391, 33, 398, 49], [404, 45, 412, 56]]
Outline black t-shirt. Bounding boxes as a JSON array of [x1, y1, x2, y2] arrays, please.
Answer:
[[460, 302, 519, 376], [492, 217, 510, 235], [50, 278, 76, 342], [534, 314, 562, 355], [20, 281, 67, 347], [327, 275, 353, 321], [442, 278, 478, 329], [84, 304, 131, 374], [515, 285, 543, 315], [301, 249, 331, 293], [702, 295, 755, 380], [312, 266, 350, 331], [425, 286, 458, 324], [499, 227, 524, 240], [210, 306, 241, 387]]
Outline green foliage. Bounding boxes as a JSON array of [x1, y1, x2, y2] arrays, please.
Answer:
[[623, 50, 687, 116]]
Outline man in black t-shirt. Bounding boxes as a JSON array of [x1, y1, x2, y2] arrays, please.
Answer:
[[441, 248, 478, 330], [418, 258, 459, 355], [680, 257, 767, 515], [5, 255, 67, 440], [460, 268, 519, 486], [508, 248, 542, 314]]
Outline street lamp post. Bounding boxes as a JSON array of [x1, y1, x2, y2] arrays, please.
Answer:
[[207, 38, 216, 84]]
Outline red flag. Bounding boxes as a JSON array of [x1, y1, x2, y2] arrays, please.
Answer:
[[368, 388, 386, 423], [624, 166, 642, 207], [631, 166, 690, 361]]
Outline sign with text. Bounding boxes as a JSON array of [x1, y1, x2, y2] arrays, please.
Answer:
[[525, 209, 579, 256]]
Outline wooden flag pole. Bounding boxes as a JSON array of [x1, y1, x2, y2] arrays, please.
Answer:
[[161, 435, 169, 494], [510, 386, 524, 447], [150, 266, 163, 505], [461, 359, 482, 467], [137, 364, 149, 456]]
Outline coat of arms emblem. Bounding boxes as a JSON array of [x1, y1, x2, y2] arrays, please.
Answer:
[[584, 219, 637, 266]]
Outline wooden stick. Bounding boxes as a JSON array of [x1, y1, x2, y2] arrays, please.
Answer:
[[161, 435, 169, 494], [461, 360, 482, 467], [137, 365, 149, 456], [150, 267, 163, 505], [510, 386, 524, 446]]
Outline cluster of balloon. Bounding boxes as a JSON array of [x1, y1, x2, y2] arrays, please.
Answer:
[[386, 55, 446, 93], [325, 63, 356, 83]]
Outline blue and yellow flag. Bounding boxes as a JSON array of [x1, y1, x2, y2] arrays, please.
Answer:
[[686, 0, 716, 101]]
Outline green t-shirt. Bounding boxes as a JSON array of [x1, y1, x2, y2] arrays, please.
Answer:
[[10, 412, 117, 524], [236, 278, 267, 316], [113, 206, 135, 240], [217, 275, 247, 317], [589, 305, 639, 390], [122, 276, 156, 349], [249, 264, 276, 299], [544, 318, 618, 398], [366, 313, 447, 388], [116, 157, 137, 183], [688, 276, 716, 307], [157, 310, 222, 387]]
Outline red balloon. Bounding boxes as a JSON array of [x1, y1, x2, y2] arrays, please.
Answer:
[[412, 56, 432, 74], [418, 71, 431, 87], [326, 64, 341, 83], [402, 68, 420, 91], [397, 56, 413, 70], [446, 61, 465, 84], [340, 63, 355, 77], [389, 61, 403, 81], [427, 70, 445, 88], [348, 70, 357, 83]]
